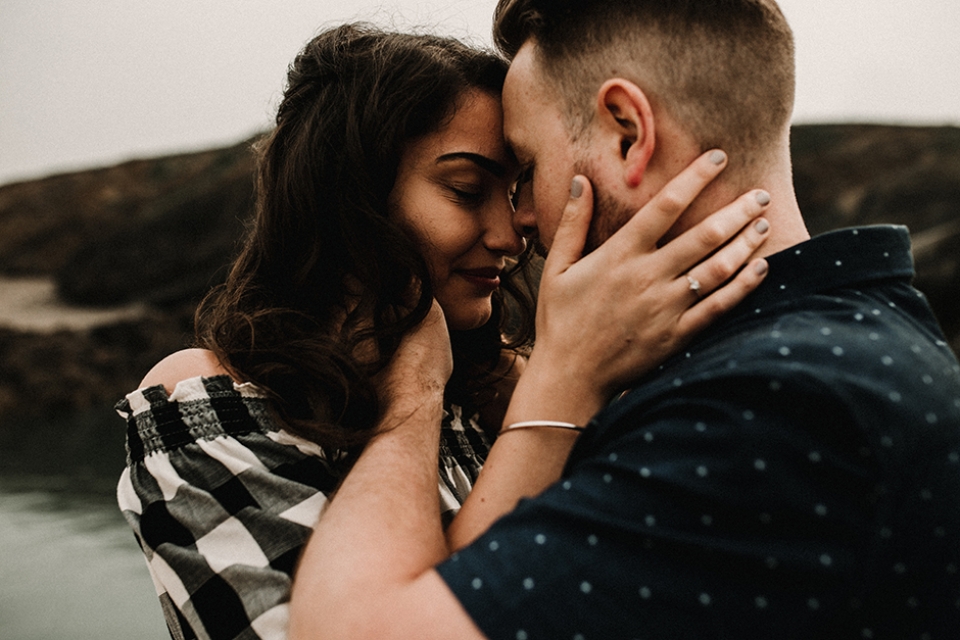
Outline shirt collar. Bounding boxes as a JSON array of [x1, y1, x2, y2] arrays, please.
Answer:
[[740, 225, 915, 312]]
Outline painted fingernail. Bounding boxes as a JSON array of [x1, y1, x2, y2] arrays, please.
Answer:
[[754, 259, 769, 276], [754, 219, 770, 234], [570, 177, 583, 198], [755, 190, 771, 206], [710, 150, 726, 165]]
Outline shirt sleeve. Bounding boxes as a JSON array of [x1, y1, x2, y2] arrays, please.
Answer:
[[117, 377, 493, 640], [116, 377, 340, 640]]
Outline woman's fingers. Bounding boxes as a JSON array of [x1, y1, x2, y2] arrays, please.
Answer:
[[541, 176, 595, 277], [661, 188, 772, 275], [678, 258, 769, 336], [379, 299, 453, 400], [528, 149, 772, 398], [660, 187, 773, 341], [608, 149, 728, 251], [681, 213, 771, 298]]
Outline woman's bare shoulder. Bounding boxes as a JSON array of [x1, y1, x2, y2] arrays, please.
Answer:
[[138, 348, 231, 394]]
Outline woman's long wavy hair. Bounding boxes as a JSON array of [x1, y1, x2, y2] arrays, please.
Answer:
[[195, 24, 536, 456]]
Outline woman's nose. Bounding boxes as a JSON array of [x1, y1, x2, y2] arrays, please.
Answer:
[[485, 196, 528, 256]]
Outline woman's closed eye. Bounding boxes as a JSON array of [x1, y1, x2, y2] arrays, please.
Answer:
[[447, 183, 486, 206]]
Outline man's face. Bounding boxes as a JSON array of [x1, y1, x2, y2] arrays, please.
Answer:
[[502, 43, 579, 251], [503, 43, 639, 253]]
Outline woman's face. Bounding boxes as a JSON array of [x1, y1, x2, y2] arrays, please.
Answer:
[[390, 90, 525, 331]]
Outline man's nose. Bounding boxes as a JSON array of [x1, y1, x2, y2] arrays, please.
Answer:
[[512, 202, 538, 240]]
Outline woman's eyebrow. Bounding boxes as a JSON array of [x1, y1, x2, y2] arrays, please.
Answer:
[[436, 152, 507, 178]]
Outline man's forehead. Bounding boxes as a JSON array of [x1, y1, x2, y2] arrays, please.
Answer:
[[504, 41, 541, 94], [502, 43, 546, 156]]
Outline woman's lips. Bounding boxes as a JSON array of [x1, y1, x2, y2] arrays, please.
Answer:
[[457, 267, 502, 290]]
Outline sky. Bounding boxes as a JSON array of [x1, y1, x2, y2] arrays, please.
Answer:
[[1, 0, 958, 186]]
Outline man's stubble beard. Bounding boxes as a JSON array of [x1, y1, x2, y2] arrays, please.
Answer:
[[579, 158, 637, 255], [532, 160, 636, 259]]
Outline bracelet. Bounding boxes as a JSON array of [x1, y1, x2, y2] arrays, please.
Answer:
[[500, 420, 586, 434]]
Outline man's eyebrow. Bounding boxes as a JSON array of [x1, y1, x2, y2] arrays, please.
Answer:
[[436, 152, 507, 178]]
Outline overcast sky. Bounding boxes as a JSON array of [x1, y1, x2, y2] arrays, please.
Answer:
[[1, 0, 958, 186]]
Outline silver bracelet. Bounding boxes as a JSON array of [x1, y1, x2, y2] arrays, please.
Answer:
[[500, 420, 586, 434]]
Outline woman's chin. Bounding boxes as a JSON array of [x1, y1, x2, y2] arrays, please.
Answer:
[[441, 301, 493, 332]]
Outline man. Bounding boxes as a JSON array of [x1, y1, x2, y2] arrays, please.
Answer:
[[289, 1, 960, 638]]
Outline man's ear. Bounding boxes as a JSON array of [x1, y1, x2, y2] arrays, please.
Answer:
[[594, 79, 655, 187]]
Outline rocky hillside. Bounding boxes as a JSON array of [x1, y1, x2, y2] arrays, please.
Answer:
[[0, 125, 958, 476], [791, 125, 960, 340]]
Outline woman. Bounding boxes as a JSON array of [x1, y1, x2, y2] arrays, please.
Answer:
[[118, 23, 770, 640]]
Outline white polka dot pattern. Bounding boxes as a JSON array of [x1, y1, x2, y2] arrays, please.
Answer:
[[438, 228, 960, 639]]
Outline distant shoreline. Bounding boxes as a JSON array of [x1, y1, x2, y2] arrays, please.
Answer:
[[0, 277, 147, 333]]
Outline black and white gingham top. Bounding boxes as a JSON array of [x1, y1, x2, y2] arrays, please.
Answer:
[[116, 375, 491, 640]]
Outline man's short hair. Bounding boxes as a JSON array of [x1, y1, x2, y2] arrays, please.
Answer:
[[494, 0, 795, 169]]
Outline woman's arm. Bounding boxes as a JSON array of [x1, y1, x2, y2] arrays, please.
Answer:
[[446, 152, 772, 550], [287, 301, 487, 639]]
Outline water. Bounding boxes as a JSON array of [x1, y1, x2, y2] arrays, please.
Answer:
[[0, 408, 169, 640], [0, 488, 169, 640]]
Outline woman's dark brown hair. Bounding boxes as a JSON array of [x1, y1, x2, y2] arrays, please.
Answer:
[[195, 23, 535, 455]]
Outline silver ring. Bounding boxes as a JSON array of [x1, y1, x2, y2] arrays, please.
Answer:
[[686, 275, 702, 297]]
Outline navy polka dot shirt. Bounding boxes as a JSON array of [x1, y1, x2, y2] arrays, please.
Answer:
[[438, 226, 960, 640]]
